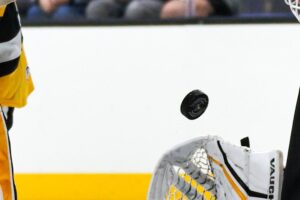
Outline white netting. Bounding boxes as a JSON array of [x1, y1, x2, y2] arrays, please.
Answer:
[[285, 0, 300, 22], [165, 148, 216, 200]]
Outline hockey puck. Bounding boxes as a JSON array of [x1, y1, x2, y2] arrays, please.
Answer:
[[180, 90, 209, 120]]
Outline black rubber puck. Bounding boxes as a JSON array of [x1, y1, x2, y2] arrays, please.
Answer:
[[180, 90, 209, 120]]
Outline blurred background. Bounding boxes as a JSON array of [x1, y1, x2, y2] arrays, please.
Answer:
[[17, 0, 293, 24]]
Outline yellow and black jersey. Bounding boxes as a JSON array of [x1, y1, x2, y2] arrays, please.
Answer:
[[0, 1, 34, 108]]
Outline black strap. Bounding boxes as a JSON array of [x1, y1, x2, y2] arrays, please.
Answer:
[[1, 107, 14, 131]]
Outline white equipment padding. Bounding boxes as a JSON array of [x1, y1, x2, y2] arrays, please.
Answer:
[[148, 136, 284, 200]]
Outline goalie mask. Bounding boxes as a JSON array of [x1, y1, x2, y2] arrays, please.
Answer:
[[148, 136, 284, 200], [285, 0, 300, 22]]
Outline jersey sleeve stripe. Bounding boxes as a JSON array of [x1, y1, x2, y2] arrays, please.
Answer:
[[0, 2, 20, 43], [0, 56, 19, 77], [0, 5, 7, 17], [0, 31, 21, 63]]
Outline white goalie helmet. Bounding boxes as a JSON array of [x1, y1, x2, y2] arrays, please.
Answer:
[[285, 0, 300, 22]]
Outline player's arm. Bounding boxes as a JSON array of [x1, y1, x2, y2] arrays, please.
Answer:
[[0, 0, 33, 108], [0, 0, 22, 77]]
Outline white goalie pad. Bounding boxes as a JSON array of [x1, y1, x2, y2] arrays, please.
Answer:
[[148, 136, 284, 200]]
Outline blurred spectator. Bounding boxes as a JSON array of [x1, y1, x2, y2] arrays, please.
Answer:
[[161, 0, 239, 19], [125, 0, 163, 19], [17, 0, 33, 17], [26, 0, 87, 21], [86, 0, 238, 21], [21, 0, 289, 22], [86, 0, 163, 20], [86, 0, 127, 19], [239, 0, 290, 15]]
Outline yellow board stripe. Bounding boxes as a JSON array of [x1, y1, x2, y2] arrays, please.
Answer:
[[208, 156, 247, 200], [15, 174, 152, 200], [0, 5, 6, 17]]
